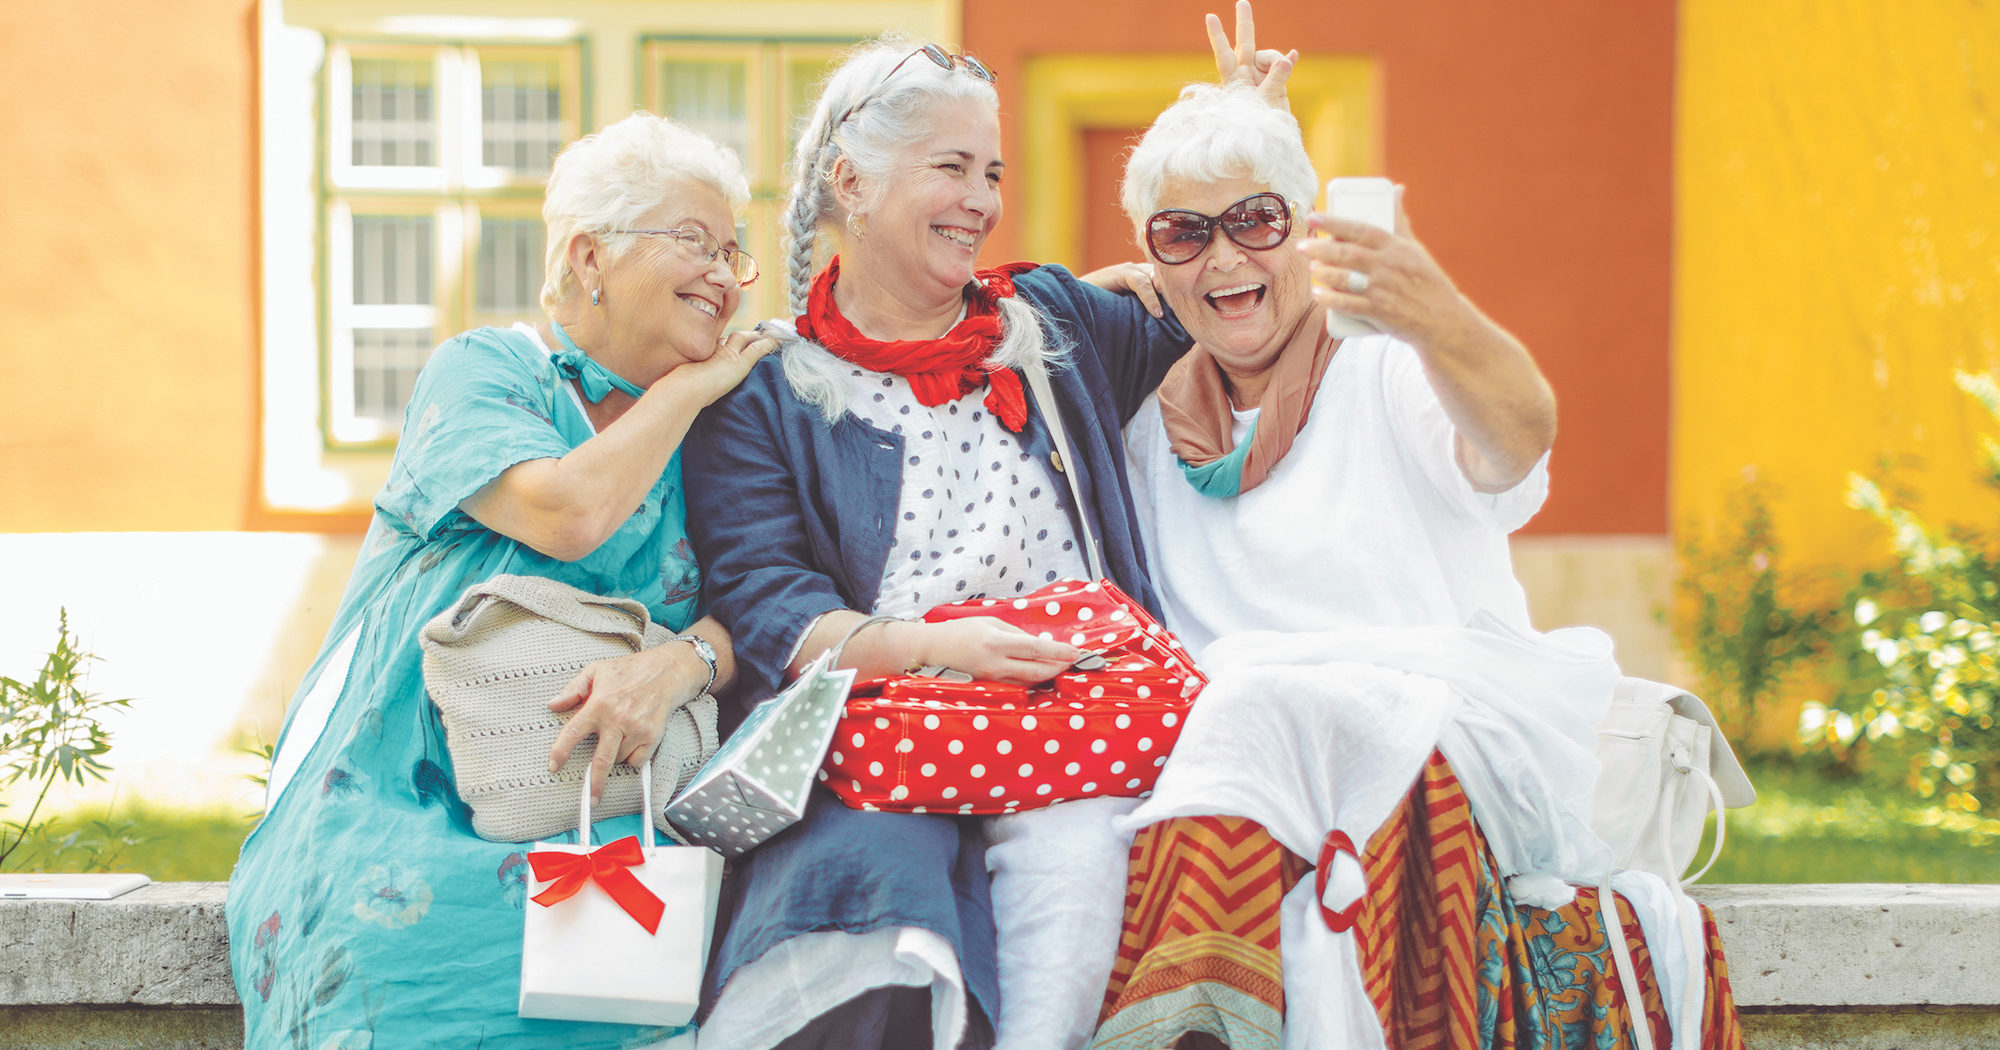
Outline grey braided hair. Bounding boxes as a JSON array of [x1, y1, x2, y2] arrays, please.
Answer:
[[780, 39, 1001, 315]]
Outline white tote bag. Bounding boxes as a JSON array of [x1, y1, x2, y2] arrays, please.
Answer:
[[519, 760, 723, 1026]]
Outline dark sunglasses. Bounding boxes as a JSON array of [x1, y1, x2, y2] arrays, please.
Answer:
[[837, 44, 997, 126], [1144, 192, 1295, 266]]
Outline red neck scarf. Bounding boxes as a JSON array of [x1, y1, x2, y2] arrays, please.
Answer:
[[796, 257, 1039, 432]]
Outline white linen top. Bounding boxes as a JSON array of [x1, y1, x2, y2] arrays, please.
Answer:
[[1125, 332, 1547, 652], [1118, 332, 1630, 1050]]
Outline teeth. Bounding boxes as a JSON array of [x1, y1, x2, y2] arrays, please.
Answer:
[[680, 295, 717, 318], [933, 227, 976, 247], [1208, 283, 1264, 298]]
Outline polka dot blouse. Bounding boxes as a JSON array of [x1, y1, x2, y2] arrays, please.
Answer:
[[845, 367, 1090, 619]]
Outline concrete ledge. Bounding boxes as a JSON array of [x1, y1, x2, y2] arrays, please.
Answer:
[[3, 882, 1999, 1049]]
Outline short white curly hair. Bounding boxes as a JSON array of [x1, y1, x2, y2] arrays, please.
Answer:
[[1120, 83, 1319, 229], [539, 112, 751, 310]]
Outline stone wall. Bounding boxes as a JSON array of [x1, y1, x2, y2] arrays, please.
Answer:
[[3, 883, 1998, 1048]]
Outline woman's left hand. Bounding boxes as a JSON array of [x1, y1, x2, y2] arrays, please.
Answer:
[[1207, 0, 1297, 108], [1079, 260, 1165, 318], [546, 643, 706, 800], [1296, 192, 1475, 348]]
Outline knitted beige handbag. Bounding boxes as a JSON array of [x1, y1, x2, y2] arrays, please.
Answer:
[[419, 573, 718, 843]]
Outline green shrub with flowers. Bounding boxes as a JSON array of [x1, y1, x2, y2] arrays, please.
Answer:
[[1796, 372, 2000, 843]]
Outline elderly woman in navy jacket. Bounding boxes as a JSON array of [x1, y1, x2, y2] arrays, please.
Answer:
[[680, 23, 1293, 1050]]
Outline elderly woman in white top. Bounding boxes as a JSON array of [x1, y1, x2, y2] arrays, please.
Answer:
[[1087, 84, 1744, 1050]]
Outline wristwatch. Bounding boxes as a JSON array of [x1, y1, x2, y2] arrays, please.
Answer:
[[676, 632, 718, 697]]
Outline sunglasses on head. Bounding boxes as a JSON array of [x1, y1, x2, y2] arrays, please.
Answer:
[[1144, 192, 1295, 266], [837, 44, 997, 127]]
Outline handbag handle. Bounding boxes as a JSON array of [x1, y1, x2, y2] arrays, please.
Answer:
[[1021, 358, 1108, 581], [577, 756, 659, 850], [428, 574, 653, 653]]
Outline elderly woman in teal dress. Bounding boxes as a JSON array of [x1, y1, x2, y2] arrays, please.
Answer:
[[226, 113, 779, 1048]]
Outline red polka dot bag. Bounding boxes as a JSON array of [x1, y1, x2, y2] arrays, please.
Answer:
[[820, 578, 1208, 814]]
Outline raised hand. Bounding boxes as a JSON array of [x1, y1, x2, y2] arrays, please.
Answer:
[[1206, 0, 1297, 109]]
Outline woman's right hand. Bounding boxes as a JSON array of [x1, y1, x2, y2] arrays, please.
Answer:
[[913, 617, 1084, 684], [668, 327, 783, 408]]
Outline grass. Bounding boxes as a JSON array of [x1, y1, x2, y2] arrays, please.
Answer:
[[4, 804, 254, 882], [4, 758, 1996, 885], [1699, 756, 2000, 884]]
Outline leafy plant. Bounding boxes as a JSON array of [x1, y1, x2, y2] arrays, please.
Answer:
[[1674, 474, 1846, 744], [0, 610, 134, 872], [1801, 372, 2000, 822]]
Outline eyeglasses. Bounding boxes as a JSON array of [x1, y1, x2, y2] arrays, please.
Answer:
[[836, 43, 997, 127], [613, 225, 759, 286], [1143, 192, 1295, 266]]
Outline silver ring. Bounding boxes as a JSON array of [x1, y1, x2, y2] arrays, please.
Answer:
[[1344, 270, 1370, 294]]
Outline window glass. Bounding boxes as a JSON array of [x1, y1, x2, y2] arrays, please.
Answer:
[[349, 57, 436, 167]]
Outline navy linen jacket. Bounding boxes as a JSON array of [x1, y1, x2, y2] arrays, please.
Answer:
[[683, 264, 1191, 703]]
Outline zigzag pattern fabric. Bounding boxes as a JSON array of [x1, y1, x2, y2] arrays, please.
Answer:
[[1093, 815, 1310, 1050], [1092, 752, 1748, 1049]]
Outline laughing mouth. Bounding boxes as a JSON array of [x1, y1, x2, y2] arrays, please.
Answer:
[[933, 226, 977, 249], [679, 294, 719, 319], [1205, 282, 1267, 315]]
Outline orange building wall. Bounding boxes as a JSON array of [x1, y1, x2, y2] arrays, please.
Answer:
[[0, 0, 260, 532], [964, 0, 1675, 536]]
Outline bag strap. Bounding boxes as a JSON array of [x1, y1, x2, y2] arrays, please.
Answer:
[[427, 574, 652, 652], [578, 756, 659, 850], [1021, 359, 1107, 580], [1597, 882, 1657, 1050], [1679, 765, 1730, 886]]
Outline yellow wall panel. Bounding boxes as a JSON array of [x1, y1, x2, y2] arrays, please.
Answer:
[[0, 0, 261, 531], [1675, 0, 2000, 569]]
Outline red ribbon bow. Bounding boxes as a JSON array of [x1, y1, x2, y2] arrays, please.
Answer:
[[527, 835, 665, 934]]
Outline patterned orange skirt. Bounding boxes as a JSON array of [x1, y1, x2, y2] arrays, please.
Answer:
[[1091, 752, 1746, 1050]]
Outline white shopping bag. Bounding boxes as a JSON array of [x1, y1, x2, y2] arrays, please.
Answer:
[[520, 759, 723, 1026]]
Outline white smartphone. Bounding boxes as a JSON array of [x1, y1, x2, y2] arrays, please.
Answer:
[[1322, 177, 1397, 338]]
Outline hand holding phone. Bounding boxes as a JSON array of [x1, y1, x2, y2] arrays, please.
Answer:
[[1321, 177, 1396, 338]]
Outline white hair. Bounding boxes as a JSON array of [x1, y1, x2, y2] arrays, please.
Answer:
[[780, 39, 1002, 316], [774, 39, 1065, 423], [540, 112, 751, 310], [1120, 83, 1319, 227]]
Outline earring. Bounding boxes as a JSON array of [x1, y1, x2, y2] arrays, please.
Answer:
[[591, 287, 601, 307], [847, 213, 867, 238]]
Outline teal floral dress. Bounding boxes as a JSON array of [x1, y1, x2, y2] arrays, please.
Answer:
[[227, 326, 703, 1049]]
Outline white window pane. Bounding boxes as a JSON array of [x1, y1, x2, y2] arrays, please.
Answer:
[[481, 58, 565, 174], [350, 58, 436, 167], [659, 60, 749, 161], [477, 216, 546, 314], [351, 214, 433, 306], [350, 328, 436, 428]]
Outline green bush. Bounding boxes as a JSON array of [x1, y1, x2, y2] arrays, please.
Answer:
[[1799, 372, 2000, 835]]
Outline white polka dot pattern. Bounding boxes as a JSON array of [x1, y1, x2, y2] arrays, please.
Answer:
[[662, 654, 859, 857], [821, 579, 1208, 814]]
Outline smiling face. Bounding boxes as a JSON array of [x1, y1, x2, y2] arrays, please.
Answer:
[[599, 175, 742, 380], [846, 95, 1005, 302], [1146, 173, 1312, 381]]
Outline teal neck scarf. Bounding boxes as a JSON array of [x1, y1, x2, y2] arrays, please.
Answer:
[[1175, 416, 1258, 498], [548, 321, 648, 403]]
